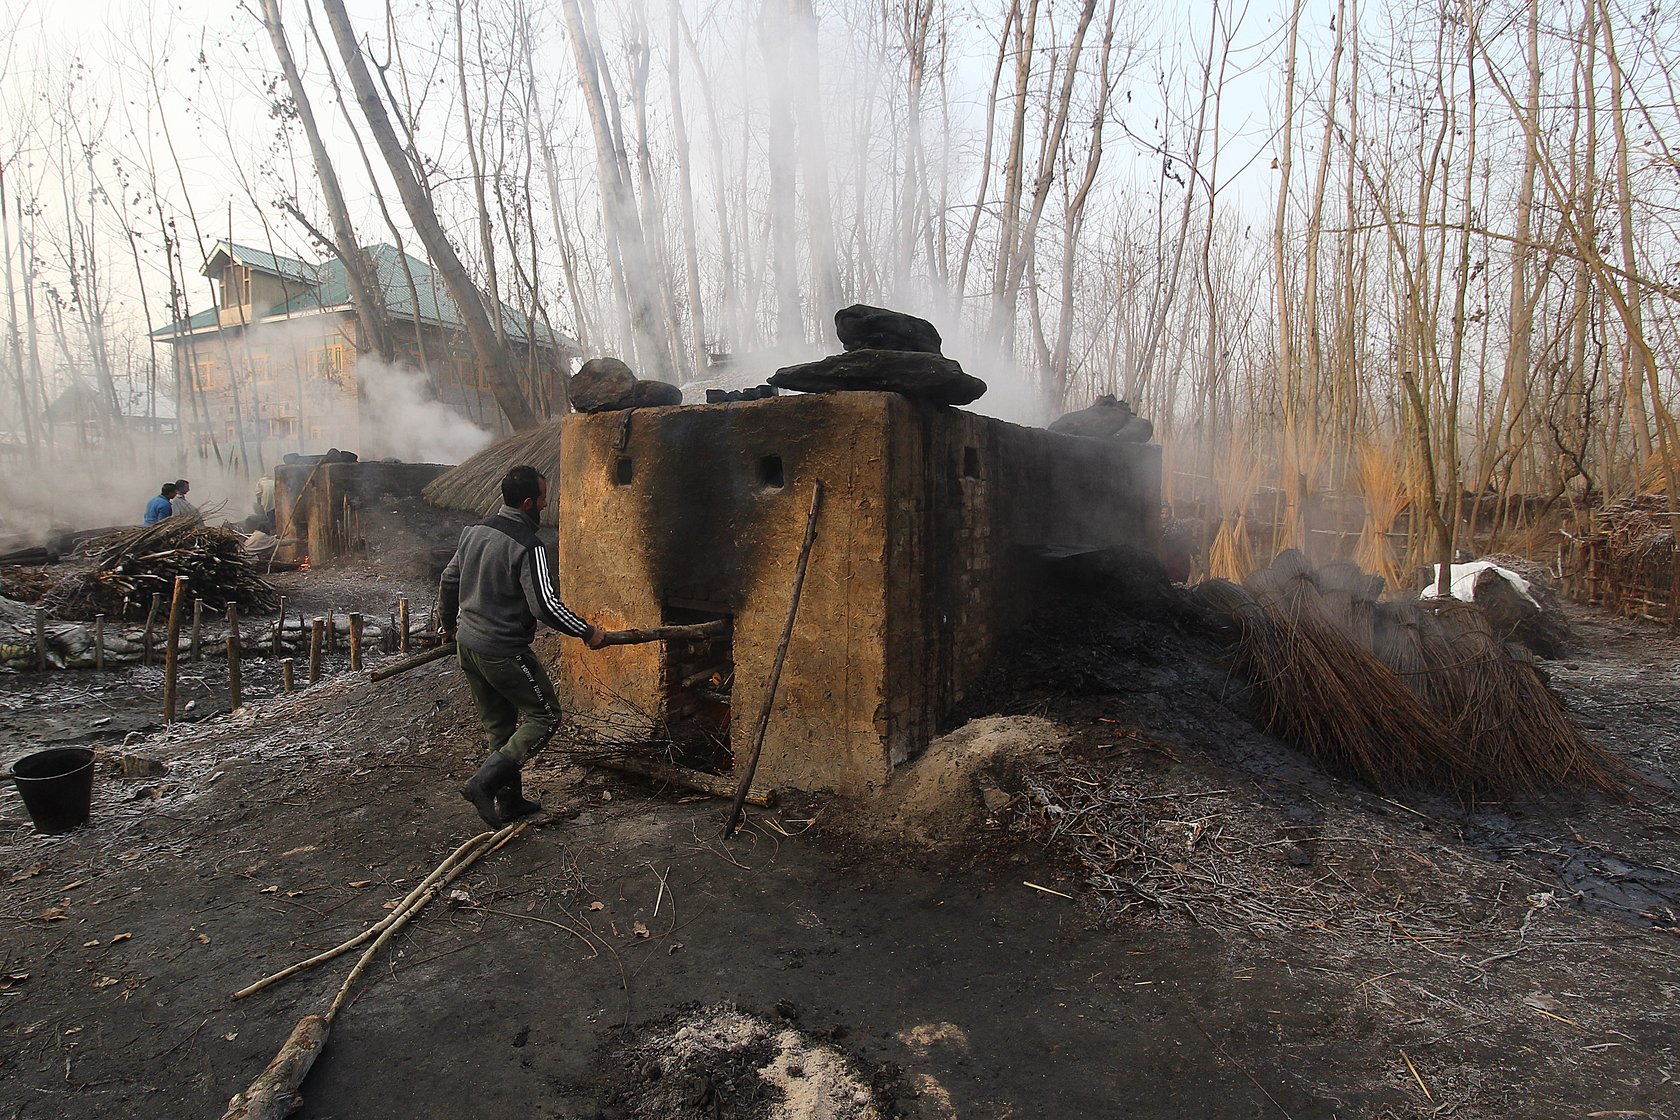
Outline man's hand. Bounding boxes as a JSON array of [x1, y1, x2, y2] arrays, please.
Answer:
[[585, 625, 609, 650], [440, 627, 456, 644]]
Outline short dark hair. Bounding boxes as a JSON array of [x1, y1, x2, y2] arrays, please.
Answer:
[[174, 479, 190, 490], [501, 465, 546, 508], [162, 483, 178, 498]]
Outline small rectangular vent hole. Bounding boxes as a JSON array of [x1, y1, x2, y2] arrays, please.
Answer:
[[963, 446, 981, 478], [760, 455, 785, 489], [613, 457, 634, 486]]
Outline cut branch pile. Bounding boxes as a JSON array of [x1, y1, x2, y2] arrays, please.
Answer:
[[43, 519, 279, 618]]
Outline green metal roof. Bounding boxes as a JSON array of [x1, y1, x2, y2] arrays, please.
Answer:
[[202, 240, 319, 285], [152, 242, 572, 351]]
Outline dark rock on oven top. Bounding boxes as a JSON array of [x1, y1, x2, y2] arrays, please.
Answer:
[[769, 349, 987, 407], [834, 304, 943, 355]]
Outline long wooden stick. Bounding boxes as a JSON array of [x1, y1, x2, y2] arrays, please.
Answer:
[[369, 641, 456, 682], [724, 480, 823, 838], [596, 754, 776, 807], [233, 828, 495, 1000], [222, 822, 527, 1120], [595, 619, 729, 646]]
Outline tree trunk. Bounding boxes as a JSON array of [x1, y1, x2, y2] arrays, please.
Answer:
[[318, 0, 536, 430]]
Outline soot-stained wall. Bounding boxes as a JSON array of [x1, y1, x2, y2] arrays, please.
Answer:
[[553, 391, 1158, 796]]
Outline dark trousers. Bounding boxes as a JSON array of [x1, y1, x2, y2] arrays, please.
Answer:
[[458, 646, 561, 766]]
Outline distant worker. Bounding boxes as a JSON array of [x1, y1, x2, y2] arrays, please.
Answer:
[[439, 464, 609, 827], [170, 479, 198, 519], [144, 483, 177, 526]]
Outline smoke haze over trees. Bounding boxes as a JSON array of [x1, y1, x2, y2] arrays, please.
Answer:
[[2, 0, 1679, 569]]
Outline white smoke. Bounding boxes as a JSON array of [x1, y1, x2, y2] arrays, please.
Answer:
[[354, 357, 493, 465]]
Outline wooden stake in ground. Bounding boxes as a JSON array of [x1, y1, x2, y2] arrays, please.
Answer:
[[309, 618, 325, 683], [221, 821, 529, 1120], [348, 612, 363, 671], [724, 480, 823, 838], [163, 577, 189, 723], [227, 605, 243, 709], [282, 659, 295, 694], [326, 610, 337, 654], [191, 599, 203, 661], [143, 592, 162, 666], [273, 595, 287, 657], [397, 597, 410, 654], [94, 614, 105, 671]]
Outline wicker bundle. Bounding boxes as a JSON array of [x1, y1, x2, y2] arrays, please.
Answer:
[[44, 519, 279, 618], [1198, 551, 1623, 800], [1194, 565, 1462, 792]]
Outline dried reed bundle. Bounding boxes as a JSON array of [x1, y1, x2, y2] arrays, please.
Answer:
[[1197, 569, 1462, 792], [1371, 600, 1470, 716], [1353, 442, 1408, 590], [1274, 428, 1326, 557], [1206, 454, 1261, 582], [421, 419, 565, 521], [1427, 602, 1627, 797], [1314, 560, 1384, 651]]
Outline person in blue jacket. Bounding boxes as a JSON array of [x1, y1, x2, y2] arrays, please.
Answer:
[[144, 483, 178, 526]]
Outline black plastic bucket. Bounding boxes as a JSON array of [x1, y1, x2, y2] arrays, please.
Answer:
[[8, 747, 95, 834]]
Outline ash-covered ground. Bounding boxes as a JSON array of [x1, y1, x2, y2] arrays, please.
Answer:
[[1, 535, 1677, 1119]]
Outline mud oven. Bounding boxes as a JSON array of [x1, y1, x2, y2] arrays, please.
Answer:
[[553, 391, 1159, 796]]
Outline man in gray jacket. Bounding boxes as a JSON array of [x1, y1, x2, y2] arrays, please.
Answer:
[[439, 464, 607, 826]]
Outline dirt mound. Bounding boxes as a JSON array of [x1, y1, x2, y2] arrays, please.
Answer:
[[871, 716, 1065, 847], [596, 1003, 891, 1120]]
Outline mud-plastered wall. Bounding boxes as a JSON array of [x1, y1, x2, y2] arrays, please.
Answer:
[[554, 394, 894, 794]]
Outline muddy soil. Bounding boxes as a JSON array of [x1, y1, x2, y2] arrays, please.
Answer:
[[2, 573, 1677, 1119]]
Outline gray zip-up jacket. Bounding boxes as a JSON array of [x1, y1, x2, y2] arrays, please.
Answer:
[[438, 506, 592, 656]]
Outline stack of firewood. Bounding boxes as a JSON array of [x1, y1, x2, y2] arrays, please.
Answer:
[[45, 519, 279, 618]]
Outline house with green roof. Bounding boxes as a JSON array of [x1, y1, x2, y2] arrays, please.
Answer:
[[151, 240, 573, 463]]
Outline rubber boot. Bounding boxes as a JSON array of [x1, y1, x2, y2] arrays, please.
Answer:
[[494, 769, 543, 821], [461, 753, 517, 828]]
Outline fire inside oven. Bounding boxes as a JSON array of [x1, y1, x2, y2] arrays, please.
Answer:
[[661, 604, 734, 773]]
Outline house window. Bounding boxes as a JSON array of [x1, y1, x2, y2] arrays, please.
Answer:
[[251, 355, 274, 384], [187, 355, 218, 391], [306, 343, 348, 384]]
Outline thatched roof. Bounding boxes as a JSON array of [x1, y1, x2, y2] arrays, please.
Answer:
[[420, 419, 564, 523]]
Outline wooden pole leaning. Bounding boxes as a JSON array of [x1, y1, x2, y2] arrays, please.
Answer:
[[723, 480, 823, 839]]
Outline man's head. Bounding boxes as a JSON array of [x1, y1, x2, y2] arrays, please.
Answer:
[[174, 479, 190, 495], [501, 465, 548, 514], [161, 482, 178, 499]]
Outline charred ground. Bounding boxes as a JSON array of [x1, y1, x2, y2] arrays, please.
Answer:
[[1, 545, 1677, 1119]]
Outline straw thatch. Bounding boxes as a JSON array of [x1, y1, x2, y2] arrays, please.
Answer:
[[421, 419, 564, 523]]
